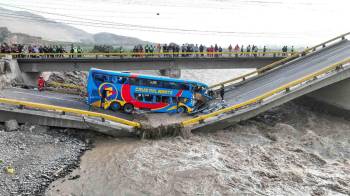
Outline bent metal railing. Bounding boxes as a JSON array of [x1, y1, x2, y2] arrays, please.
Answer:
[[210, 32, 350, 89], [0, 98, 141, 128], [181, 57, 350, 127]]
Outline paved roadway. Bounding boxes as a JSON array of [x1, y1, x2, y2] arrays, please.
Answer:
[[223, 40, 350, 106], [0, 88, 133, 121], [1, 40, 350, 125]]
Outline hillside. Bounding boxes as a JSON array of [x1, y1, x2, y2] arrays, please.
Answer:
[[93, 32, 150, 46], [0, 7, 150, 45]]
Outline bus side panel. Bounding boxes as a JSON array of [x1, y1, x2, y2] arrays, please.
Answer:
[[120, 85, 193, 113]]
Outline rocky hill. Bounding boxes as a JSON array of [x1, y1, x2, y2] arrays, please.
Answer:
[[93, 32, 150, 46], [0, 7, 150, 46]]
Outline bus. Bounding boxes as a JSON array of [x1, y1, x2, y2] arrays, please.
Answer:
[[87, 68, 211, 114]]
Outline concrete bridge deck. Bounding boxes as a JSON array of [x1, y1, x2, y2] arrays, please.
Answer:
[[15, 55, 284, 72]]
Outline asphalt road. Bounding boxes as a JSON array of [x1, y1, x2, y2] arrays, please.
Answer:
[[223, 40, 350, 106], [0, 88, 133, 121]]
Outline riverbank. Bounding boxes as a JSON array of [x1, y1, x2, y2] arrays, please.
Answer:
[[0, 123, 96, 195]]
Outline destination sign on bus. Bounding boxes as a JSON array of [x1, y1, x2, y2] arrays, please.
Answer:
[[135, 87, 173, 95]]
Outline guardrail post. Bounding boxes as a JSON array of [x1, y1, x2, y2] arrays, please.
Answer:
[[18, 105, 24, 109], [101, 117, 105, 122], [342, 36, 345, 40], [322, 44, 326, 48], [242, 77, 246, 81], [285, 87, 290, 92], [199, 119, 205, 124], [336, 64, 343, 70], [61, 111, 66, 115]]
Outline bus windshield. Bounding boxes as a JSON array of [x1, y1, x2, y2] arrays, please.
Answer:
[[87, 68, 211, 114]]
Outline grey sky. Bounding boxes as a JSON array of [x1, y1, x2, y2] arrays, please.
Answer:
[[1, 0, 349, 46]]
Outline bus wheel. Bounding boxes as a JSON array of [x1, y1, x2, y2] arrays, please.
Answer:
[[123, 103, 134, 114], [110, 102, 121, 112], [177, 106, 187, 113]]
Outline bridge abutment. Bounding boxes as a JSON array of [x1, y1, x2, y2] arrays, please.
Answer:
[[2, 58, 40, 87], [306, 78, 350, 112]]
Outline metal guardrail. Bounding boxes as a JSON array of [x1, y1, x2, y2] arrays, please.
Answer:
[[0, 98, 141, 128], [210, 32, 350, 89], [181, 57, 350, 127], [4, 51, 294, 59]]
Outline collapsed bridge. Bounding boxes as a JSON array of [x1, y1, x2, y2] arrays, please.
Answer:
[[0, 32, 350, 136]]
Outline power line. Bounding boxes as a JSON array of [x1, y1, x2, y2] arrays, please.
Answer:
[[0, 2, 298, 37], [0, 12, 301, 39]]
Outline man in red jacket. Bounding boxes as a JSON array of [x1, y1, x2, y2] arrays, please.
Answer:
[[37, 76, 45, 91]]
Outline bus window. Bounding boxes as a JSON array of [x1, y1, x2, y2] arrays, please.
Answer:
[[161, 96, 170, 103], [155, 95, 162, 102], [93, 73, 109, 86], [170, 82, 180, 89], [180, 84, 190, 91], [129, 78, 137, 85], [134, 93, 143, 101], [113, 76, 127, 84], [94, 74, 106, 83], [162, 81, 170, 89], [149, 80, 159, 87], [144, 94, 153, 102], [163, 82, 179, 89], [139, 79, 149, 86]]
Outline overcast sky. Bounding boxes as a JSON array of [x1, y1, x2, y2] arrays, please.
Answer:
[[1, 0, 349, 46]]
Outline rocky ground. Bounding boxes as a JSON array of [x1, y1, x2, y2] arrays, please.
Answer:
[[0, 120, 96, 196], [46, 101, 350, 196]]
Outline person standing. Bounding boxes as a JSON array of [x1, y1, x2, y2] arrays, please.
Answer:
[[101, 88, 108, 109], [228, 44, 233, 57], [199, 44, 204, 57], [220, 85, 225, 101], [37, 76, 45, 91]]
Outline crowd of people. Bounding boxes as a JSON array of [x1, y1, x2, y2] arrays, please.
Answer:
[[1, 42, 297, 58], [0, 43, 67, 54]]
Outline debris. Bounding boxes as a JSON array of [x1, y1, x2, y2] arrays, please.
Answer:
[[68, 175, 80, 180], [5, 119, 19, 132], [5, 166, 15, 174]]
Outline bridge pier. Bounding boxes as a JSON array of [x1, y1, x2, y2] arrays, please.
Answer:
[[159, 68, 181, 78], [2, 58, 40, 87]]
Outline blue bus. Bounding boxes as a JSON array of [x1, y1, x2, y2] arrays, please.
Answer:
[[87, 68, 211, 114]]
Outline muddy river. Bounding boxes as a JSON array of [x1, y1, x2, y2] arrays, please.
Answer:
[[46, 102, 350, 196]]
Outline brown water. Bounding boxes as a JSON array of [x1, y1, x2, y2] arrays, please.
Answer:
[[46, 102, 350, 196]]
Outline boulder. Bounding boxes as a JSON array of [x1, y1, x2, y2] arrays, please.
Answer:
[[5, 119, 19, 131]]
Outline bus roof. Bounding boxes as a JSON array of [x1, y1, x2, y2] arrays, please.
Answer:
[[89, 68, 209, 87]]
